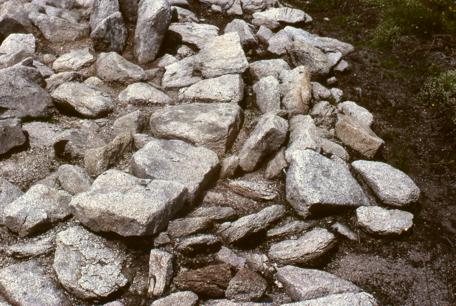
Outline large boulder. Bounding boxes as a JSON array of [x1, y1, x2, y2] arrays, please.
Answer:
[[253, 76, 281, 113], [70, 169, 187, 236]]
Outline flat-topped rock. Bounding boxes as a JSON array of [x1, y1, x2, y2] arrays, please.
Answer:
[[52, 48, 95, 72], [249, 58, 290, 81], [31, 13, 89, 42], [169, 22, 219, 49], [356, 206, 414, 236], [253, 76, 281, 113], [0, 33, 35, 54], [225, 268, 267, 301], [337, 101, 374, 128], [96, 52, 147, 83], [119, 82, 172, 105], [252, 7, 312, 29], [283, 292, 378, 306], [4, 235, 54, 258], [162, 56, 201, 89]]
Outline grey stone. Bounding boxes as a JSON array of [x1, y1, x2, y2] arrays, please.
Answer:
[[224, 19, 257, 46], [156, 54, 178, 68], [356, 206, 414, 236], [52, 48, 95, 72], [283, 292, 378, 306], [267, 29, 293, 55], [253, 76, 280, 113], [288, 39, 336, 76], [46, 71, 82, 91], [218, 205, 285, 244], [151, 291, 199, 306], [311, 82, 332, 100], [134, 0, 172, 63], [241, 0, 276, 13], [252, 7, 312, 30], [169, 22, 219, 49], [269, 228, 337, 265], [174, 6, 198, 22], [330, 222, 357, 241], [216, 246, 246, 269], [162, 56, 201, 89], [337, 101, 373, 128], [256, 25, 273, 44], [279, 66, 312, 115], [220, 155, 240, 179], [286, 150, 369, 218], [4, 184, 71, 237], [249, 59, 290, 82], [310, 101, 336, 129], [197, 32, 249, 78], [31, 13, 89, 42], [53, 127, 106, 160], [267, 220, 312, 238], [131, 138, 219, 202], [53, 226, 129, 299], [178, 74, 244, 104], [352, 160, 420, 206], [334, 59, 350, 72], [0, 260, 70, 306], [96, 52, 147, 83], [167, 217, 212, 238], [189, 206, 237, 222], [330, 88, 344, 103], [0, 49, 29, 69], [119, 82, 172, 105], [285, 115, 321, 163], [0, 178, 23, 225], [0, 118, 26, 155], [52, 82, 113, 117], [265, 147, 287, 179], [57, 164, 92, 195], [239, 113, 288, 172], [113, 110, 146, 135], [0, 33, 35, 54], [176, 234, 221, 254], [225, 268, 267, 301], [276, 265, 361, 301], [148, 249, 173, 297], [226, 178, 278, 201], [4, 235, 54, 258]]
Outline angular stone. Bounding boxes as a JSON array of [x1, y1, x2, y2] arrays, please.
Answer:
[[337, 101, 374, 128], [330, 87, 344, 103], [253, 76, 280, 113], [169, 22, 219, 49], [70, 169, 187, 236], [269, 227, 337, 265], [285, 115, 321, 163], [226, 178, 278, 201], [31, 13, 89, 42], [239, 113, 288, 172], [151, 291, 199, 306], [0, 33, 35, 54], [134, 0, 172, 63], [265, 147, 287, 179], [225, 268, 267, 301], [197, 32, 249, 78], [252, 7, 312, 30], [176, 234, 221, 254], [220, 155, 240, 179], [282, 292, 378, 306], [189, 206, 237, 222], [0, 261, 70, 306], [310, 101, 336, 129], [53, 226, 129, 299], [150, 103, 243, 154], [167, 217, 212, 238], [51, 82, 114, 117], [57, 164, 92, 195], [352, 160, 420, 206], [162, 56, 201, 89], [276, 265, 361, 301], [96, 52, 147, 83], [0, 118, 26, 155], [178, 74, 244, 104], [0, 178, 23, 225], [119, 82, 172, 105], [46, 71, 82, 91], [148, 249, 173, 297], [224, 19, 257, 46], [4, 235, 54, 258], [256, 25, 273, 44], [279, 65, 312, 115], [218, 205, 285, 244], [356, 206, 414, 236], [174, 6, 198, 22], [4, 184, 71, 237], [53, 127, 106, 160], [330, 222, 357, 241], [52, 48, 95, 72], [216, 246, 247, 269], [267, 220, 312, 238], [311, 82, 332, 100], [113, 110, 146, 135], [249, 58, 290, 81], [286, 150, 369, 218]]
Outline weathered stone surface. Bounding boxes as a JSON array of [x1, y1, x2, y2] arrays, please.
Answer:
[[276, 265, 361, 301], [46, 71, 82, 91], [0, 178, 23, 225], [265, 147, 287, 179], [53, 226, 129, 299], [0, 33, 35, 54], [253, 76, 281, 113], [283, 292, 378, 306], [57, 164, 92, 195], [178, 74, 244, 104], [356, 206, 414, 236], [134, 0, 172, 64], [252, 7, 312, 29], [70, 169, 187, 236], [288, 40, 338, 75], [119, 82, 172, 105], [311, 82, 331, 100], [267, 220, 312, 238], [150, 103, 242, 154], [226, 268, 267, 301], [197, 32, 249, 78], [52, 48, 95, 72], [167, 217, 212, 238], [239, 113, 288, 172], [189, 206, 237, 222], [216, 246, 247, 269], [218, 205, 285, 244], [0, 260, 70, 306], [220, 155, 240, 179], [174, 6, 198, 22], [148, 249, 173, 297], [31, 13, 89, 42], [151, 291, 199, 306], [285, 115, 321, 162], [330, 222, 357, 241], [162, 56, 201, 89], [337, 101, 373, 128], [286, 150, 369, 218], [169, 22, 219, 49], [249, 59, 290, 81], [4, 184, 71, 237], [131, 138, 219, 202], [269, 228, 337, 265], [113, 110, 146, 135], [176, 234, 221, 254], [174, 264, 233, 298], [279, 66, 312, 115], [0, 118, 26, 155], [310, 101, 336, 130], [226, 178, 278, 201], [52, 82, 113, 117], [53, 126, 106, 160], [96, 52, 147, 83], [224, 19, 257, 46], [352, 160, 420, 207], [4, 235, 54, 258], [256, 25, 273, 44]]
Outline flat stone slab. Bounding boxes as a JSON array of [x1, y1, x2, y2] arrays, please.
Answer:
[[119, 82, 172, 105], [356, 206, 414, 236], [52, 48, 95, 72], [96, 52, 147, 83], [151, 291, 199, 306], [70, 169, 187, 236], [352, 160, 420, 207], [169, 22, 219, 49]]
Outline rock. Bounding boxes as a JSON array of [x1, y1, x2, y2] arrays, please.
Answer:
[[131, 137, 219, 202], [197, 32, 249, 78], [96, 52, 147, 83], [119, 0, 138, 22], [276, 265, 361, 301], [113, 110, 146, 135], [0, 63, 53, 119], [286, 150, 369, 218], [134, 0, 172, 63], [57, 164, 92, 195], [46, 71, 82, 91], [162, 56, 201, 89], [90, 0, 127, 52], [167, 217, 212, 238], [0, 118, 26, 155], [178, 74, 244, 104], [335, 115, 384, 159], [285, 115, 321, 162], [4, 235, 54, 258], [224, 19, 257, 46], [148, 249, 173, 297], [0, 49, 30, 69], [267, 220, 312, 238], [282, 292, 378, 306], [337, 101, 374, 128], [53, 126, 106, 160], [356, 206, 414, 236], [241, 0, 276, 13], [4, 184, 71, 237], [252, 7, 312, 29], [238, 113, 288, 172], [51, 82, 114, 118], [151, 291, 199, 306], [330, 222, 357, 241], [22, 121, 61, 149], [334, 59, 350, 72], [70, 169, 187, 236], [268, 227, 337, 265], [216, 246, 247, 269], [119, 82, 172, 105], [0, 261, 70, 305], [169, 22, 219, 49], [330, 88, 344, 103], [265, 147, 287, 179], [174, 264, 233, 298], [0, 178, 23, 225], [279, 65, 312, 114], [156, 54, 178, 68], [53, 226, 129, 299], [253, 76, 281, 113], [311, 82, 332, 100], [174, 6, 198, 22], [218, 205, 285, 244], [225, 178, 278, 201], [352, 160, 420, 206], [176, 234, 221, 254], [256, 25, 273, 44], [31, 13, 89, 42], [189, 206, 237, 222], [52, 48, 95, 72], [226, 268, 267, 301], [0, 33, 35, 54], [310, 101, 336, 129], [287, 40, 336, 76], [220, 155, 240, 179], [249, 58, 290, 81]]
